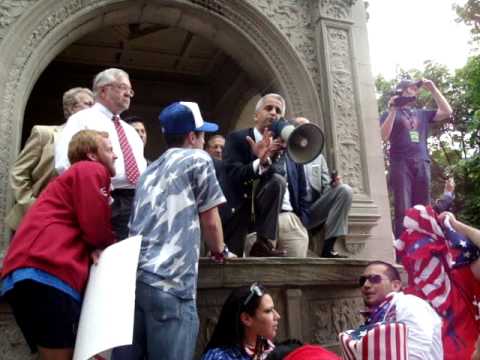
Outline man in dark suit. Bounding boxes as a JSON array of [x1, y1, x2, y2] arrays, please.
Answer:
[[223, 93, 287, 256]]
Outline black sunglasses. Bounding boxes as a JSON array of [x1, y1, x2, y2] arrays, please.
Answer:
[[243, 282, 264, 307], [359, 274, 384, 287]]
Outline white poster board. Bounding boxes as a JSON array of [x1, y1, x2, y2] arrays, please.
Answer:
[[73, 235, 142, 360]]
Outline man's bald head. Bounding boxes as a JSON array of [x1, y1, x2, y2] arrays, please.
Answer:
[[294, 117, 310, 126]]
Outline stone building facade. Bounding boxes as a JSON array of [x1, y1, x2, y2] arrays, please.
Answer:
[[0, 0, 393, 358]]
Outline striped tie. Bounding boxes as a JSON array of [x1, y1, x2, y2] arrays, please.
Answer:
[[112, 115, 140, 184]]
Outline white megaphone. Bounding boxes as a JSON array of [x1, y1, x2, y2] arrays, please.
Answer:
[[270, 118, 324, 164]]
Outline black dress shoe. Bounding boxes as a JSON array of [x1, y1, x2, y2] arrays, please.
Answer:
[[322, 251, 348, 258], [250, 240, 287, 257]]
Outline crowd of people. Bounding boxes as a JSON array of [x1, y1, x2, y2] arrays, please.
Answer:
[[2, 66, 480, 359]]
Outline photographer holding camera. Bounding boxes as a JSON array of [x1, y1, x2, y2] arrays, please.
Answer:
[[380, 79, 452, 238]]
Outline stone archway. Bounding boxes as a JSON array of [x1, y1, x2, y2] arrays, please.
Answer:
[[0, 0, 394, 261], [0, 0, 325, 249]]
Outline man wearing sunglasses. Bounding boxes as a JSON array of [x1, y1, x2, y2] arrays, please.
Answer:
[[340, 261, 443, 359]]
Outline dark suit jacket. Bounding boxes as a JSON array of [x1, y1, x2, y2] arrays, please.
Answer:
[[212, 158, 236, 223], [223, 128, 261, 212], [286, 156, 310, 225]]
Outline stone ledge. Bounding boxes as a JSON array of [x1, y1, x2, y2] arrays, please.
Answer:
[[198, 257, 373, 288]]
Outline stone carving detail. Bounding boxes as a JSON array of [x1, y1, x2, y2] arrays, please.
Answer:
[[189, 0, 225, 16], [244, 0, 366, 195], [250, 0, 319, 85], [343, 239, 366, 254], [310, 297, 363, 344], [320, 0, 357, 20], [0, 1, 38, 41], [221, 0, 303, 114], [326, 26, 364, 194]]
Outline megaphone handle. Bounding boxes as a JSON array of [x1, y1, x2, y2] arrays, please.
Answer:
[[330, 170, 338, 186]]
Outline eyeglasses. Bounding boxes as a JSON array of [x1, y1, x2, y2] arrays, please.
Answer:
[[105, 83, 135, 97], [243, 282, 264, 307], [359, 274, 384, 287]]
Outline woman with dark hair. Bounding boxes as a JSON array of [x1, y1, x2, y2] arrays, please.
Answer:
[[202, 283, 280, 360]]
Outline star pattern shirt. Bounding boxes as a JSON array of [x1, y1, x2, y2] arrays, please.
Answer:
[[130, 148, 225, 300]]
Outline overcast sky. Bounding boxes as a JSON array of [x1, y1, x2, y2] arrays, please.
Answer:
[[366, 0, 475, 78]]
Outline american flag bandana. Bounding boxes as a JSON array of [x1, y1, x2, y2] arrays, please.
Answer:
[[339, 321, 408, 360], [443, 217, 480, 267]]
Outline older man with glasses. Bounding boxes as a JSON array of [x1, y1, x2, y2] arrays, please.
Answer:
[[55, 68, 147, 241], [339, 260, 443, 360]]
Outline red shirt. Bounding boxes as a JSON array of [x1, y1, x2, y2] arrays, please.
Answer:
[[443, 266, 480, 360], [2, 161, 116, 293]]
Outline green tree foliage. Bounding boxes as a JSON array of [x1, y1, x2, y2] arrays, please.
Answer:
[[455, 0, 480, 42]]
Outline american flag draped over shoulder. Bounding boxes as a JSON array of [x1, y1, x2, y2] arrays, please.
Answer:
[[395, 205, 480, 315], [339, 321, 408, 360], [396, 205, 480, 359], [395, 205, 453, 316]]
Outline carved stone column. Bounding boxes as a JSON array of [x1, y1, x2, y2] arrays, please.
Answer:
[[312, 0, 393, 258]]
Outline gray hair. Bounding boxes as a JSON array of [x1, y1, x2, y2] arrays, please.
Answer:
[[93, 68, 130, 97], [254, 93, 286, 117], [62, 87, 93, 119]]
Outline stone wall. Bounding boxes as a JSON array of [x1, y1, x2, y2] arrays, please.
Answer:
[[0, 259, 370, 359]]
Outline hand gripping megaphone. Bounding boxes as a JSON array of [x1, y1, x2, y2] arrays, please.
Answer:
[[270, 118, 325, 164]]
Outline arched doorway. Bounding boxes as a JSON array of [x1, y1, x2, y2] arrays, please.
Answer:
[[0, 1, 323, 244]]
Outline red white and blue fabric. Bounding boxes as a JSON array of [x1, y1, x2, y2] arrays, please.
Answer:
[[396, 205, 480, 359], [113, 115, 140, 184], [339, 321, 408, 360]]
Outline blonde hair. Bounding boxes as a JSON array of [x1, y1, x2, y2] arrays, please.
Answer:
[[68, 130, 109, 164], [63, 87, 93, 119]]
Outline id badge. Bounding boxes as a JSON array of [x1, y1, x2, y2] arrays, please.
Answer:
[[409, 130, 419, 143]]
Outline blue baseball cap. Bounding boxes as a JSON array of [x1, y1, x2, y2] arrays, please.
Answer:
[[159, 101, 219, 134], [396, 79, 423, 91]]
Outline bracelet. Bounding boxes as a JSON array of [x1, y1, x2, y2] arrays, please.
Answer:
[[211, 245, 229, 264]]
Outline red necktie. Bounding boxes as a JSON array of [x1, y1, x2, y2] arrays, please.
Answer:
[[113, 115, 140, 184]]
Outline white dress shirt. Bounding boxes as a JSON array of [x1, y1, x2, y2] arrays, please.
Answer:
[[55, 102, 147, 189], [389, 291, 443, 360]]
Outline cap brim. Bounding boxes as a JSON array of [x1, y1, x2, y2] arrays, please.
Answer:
[[196, 121, 218, 133]]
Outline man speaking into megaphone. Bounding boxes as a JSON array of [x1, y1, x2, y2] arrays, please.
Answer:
[[223, 93, 289, 257]]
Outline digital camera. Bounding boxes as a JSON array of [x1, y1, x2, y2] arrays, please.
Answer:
[[393, 96, 416, 107]]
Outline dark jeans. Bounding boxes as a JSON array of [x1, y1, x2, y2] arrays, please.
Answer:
[[390, 158, 431, 238], [111, 189, 135, 241]]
